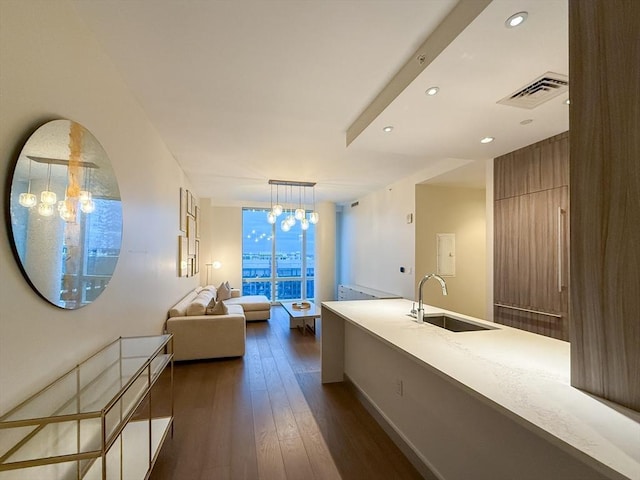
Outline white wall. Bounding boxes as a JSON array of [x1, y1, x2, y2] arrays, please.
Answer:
[[338, 159, 473, 300], [415, 185, 486, 319], [0, 1, 198, 413]]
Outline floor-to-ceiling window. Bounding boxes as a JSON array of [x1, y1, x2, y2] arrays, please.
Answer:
[[242, 208, 315, 302]]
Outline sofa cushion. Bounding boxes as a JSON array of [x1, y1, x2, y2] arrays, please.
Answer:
[[202, 285, 218, 298], [168, 291, 199, 318], [224, 295, 270, 312], [217, 282, 231, 301], [226, 304, 244, 315], [186, 290, 215, 316]]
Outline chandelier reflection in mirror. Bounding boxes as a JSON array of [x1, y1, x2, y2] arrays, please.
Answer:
[[266, 179, 319, 231], [9, 119, 122, 309]]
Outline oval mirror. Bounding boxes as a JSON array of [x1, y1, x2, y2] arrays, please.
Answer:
[[8, 120, 122, 309]]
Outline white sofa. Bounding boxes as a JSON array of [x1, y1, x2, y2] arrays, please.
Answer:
[[165, 286, 270, 361], [165, 287, 245, 361], [225, 289, 271, 321]]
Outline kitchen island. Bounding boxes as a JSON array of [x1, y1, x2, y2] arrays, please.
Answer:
[[321, 298, 639, 480]]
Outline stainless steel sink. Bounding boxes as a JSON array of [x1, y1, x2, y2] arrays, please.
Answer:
[[423, 315, 495, 332]]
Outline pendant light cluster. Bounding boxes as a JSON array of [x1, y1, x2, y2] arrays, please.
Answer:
[[267, 179, 319, 231], [18, 156, 96, 221]]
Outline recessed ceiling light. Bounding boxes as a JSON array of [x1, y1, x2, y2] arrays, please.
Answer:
[[425, 86, 439, 96], [505, 11, 528, 28], [383, 126, 394, 133], [520, 119, 533, 125], [480, 136, 495, 144], [564, 98, 570, 105]]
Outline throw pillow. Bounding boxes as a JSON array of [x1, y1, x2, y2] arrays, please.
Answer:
[[205, 298, 216, 315], [207, 299, 228, 315], [217, 282, 231, 301]]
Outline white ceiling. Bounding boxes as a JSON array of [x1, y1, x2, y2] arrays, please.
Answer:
[[71, 0, 568, 206]]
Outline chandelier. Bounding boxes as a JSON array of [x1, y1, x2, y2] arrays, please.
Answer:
[[18, 155, 97, 221], [267, 179, 319, 231], [18, 122, 97, 222]]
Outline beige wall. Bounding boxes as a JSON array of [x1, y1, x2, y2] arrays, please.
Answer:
[[485, 160, 494, 320], [314, 202, 337, 302], [206, 205, 243, 288], [0, 1, 198, 413], [415, 185, 487, 319]]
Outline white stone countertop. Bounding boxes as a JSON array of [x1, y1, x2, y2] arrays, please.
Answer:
[[321, 298, 640, 480]]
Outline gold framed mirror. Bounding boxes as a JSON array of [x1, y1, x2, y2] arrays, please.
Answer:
[[8, 119, 122, 309]]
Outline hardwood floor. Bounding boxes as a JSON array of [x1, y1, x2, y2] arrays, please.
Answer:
[[149, 306, 424, 480]]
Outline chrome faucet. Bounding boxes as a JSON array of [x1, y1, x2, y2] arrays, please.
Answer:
[[414, 273, 448, 323]]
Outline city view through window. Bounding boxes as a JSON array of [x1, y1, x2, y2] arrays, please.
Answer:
[[242, 208, 315, 302]]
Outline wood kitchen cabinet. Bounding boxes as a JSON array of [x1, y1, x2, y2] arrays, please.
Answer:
[[494, 133, 570, 340], [495, 132, 569, 200]]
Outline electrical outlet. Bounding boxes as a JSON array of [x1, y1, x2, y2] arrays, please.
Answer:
[[395, 379, 403, 396]]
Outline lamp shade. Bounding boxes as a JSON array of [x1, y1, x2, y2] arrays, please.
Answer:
[[267, 210, 276, 224], [80, 199, 95, 213], [18, 192, 37, 208], [273, 204, 283, 216], [59, 202, 75, 222], [309, 211, 319, 224], [40, 190, 57, 206], [37, 202, 54, 217]]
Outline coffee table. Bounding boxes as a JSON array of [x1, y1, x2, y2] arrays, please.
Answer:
[[280, 301, 320, 335]]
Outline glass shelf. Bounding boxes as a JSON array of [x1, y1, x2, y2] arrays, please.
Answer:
[[0, 335, 173, 480]]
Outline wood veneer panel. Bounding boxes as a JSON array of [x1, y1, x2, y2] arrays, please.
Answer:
[[494, 307, 566, 341], [569, 0, 640, 411], [539, 132, 569, 192], [523, 187, 568, 316], [494, 196, 520, 305], [494, 147, 532, 199], [494, 187, 569, 340], [494, 132, 568, 200]]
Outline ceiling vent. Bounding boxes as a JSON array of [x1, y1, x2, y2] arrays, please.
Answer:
[[498, 72, 568, 109]]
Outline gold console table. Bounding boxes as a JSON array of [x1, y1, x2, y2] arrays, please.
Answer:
[[0, 334, 174, 480]]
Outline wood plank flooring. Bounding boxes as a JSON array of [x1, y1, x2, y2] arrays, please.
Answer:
[[149, 306, 423, 480]]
